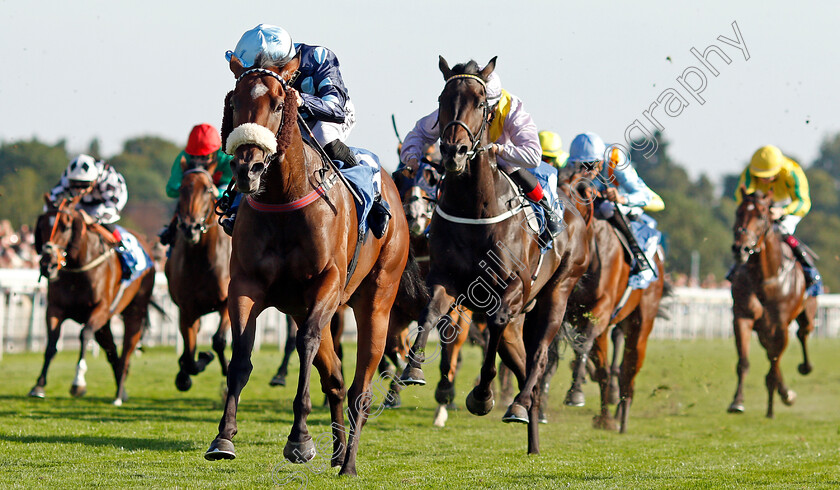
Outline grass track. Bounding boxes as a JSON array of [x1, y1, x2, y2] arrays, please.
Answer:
[[1, 338, 839, 488]]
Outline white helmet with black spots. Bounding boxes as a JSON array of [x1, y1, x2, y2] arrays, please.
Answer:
[[66, 154, 100, 183]]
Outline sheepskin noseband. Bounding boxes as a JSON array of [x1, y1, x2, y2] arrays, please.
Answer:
[[226, 122, 278, 155]]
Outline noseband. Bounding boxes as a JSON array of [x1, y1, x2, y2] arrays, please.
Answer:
[[230, 68, 291, 165], [440, 74, 492, 160], [734, 205, 771, 256]]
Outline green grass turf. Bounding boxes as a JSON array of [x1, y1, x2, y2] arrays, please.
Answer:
[[0, 337, 838, 488]]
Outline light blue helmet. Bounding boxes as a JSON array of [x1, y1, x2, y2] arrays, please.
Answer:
[[225, 24, 296, 69], [568, 132, 606, 163]]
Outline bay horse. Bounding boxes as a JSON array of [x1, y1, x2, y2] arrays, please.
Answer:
[[394, 164, 523, 427], [558, 171, 666, 433], [164, 164, 231, 391], [729, 187, 815, 417], [29, 194, 155, 405], [399, 57, 589, 454], [204, 56, 414, 477]]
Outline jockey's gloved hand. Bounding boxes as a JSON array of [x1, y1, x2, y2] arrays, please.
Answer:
[[401, 158, 419, 176]]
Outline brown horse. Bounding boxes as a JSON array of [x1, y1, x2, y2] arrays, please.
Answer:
[[204, 57, 415, 477], [399, 57, 589, 454], [165, 166, 231, 391], [558, 172, 666, 433], [729, 187, 815, 417], [29, 194, 155, 405]]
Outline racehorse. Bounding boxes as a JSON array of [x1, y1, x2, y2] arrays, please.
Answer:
[[165, 164, 231, 391], [558, 171, 666, 433], [399, 57, 589, 454], [394, 164, 523, 427], [729, 187, 815, 417], [204, 56, 415, 477], [29, 194, 155, 405]]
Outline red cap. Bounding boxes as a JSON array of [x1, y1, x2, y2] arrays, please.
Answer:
[[185, 124, 222, 156]]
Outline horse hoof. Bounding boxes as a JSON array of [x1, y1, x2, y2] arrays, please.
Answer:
[[400, 366, 426, 386], [28, 386, 46, 398], [383, 392, 401, 409], [175, 371, 193, 392], [798, 363, 812, 375], [782, 390, 797, 406], [465, 388, 494, 416], [564, 389, 585, 407], [538, 409, 548, 424], [269, 374, 286, 387], [205, 438, 236, 460], [502, 403, 529, 424], [284, 437, 316, 464], [198, 351, 215, 365], [70, 384, 87, 398], [113, 398, 123, 407], [433, 405, 448, 427], [727, 402, 745, 413], [434, 385, 455, 405], [592, 415, 619, 431], [607, 388, 620, 405]]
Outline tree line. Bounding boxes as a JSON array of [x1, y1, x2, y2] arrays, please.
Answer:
[[1, 132, 839, 290]]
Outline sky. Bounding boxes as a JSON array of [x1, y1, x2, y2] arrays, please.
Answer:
[[2, 0, 839, 182]]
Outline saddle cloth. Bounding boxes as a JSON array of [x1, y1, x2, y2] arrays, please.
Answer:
[[114, 225, 153, 283]]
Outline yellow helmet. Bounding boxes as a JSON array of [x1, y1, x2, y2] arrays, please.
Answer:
[[749, 145, 784, 178], [539, 131, 569, 168]]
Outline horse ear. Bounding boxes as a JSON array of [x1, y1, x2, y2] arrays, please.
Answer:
[[480, 56, 498, 79], [221, 91, 234, 153], [43, 192, 54, 207], [739, 184, 748, 200], [439, 56, 452, 80], [229, 55, 245, 79], [179, 155, 189, 172]]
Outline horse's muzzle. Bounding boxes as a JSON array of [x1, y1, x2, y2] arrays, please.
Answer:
[[732, 244, 753, 265], [178, 221, 204, 245], [441, 142, 468, 173]]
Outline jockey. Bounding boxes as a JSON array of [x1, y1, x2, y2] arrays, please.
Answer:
[[159, 123, 233, 246], [47, 154, 132, 275], [219, 24, 390, 238], [400, 70, 565, 238], [539, 130, 569, 169], [734, 145, 821, 291], [567, 132, 653, 273]]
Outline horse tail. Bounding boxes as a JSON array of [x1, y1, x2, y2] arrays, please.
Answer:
[[656, 281, 674, 320], [395, 246, 430, 314], [149, 297, 170, 321]]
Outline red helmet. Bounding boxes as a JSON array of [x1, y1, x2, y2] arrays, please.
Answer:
[[185, 123, 222, 156]]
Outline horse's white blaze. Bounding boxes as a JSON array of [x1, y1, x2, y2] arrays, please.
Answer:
[[433, 404, 448, 427], [73, 359, 87, 387], [250, 83, 268, 99]]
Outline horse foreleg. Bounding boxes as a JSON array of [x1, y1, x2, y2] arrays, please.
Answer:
[[29, 308, 64, 398], [401, 285, 456, 386], [176, 314, 202, 392], [206, 290, 262, 461], [591, 328, 618, 431], [213, 301, 231, 376], [312, 328, 347, 468], [565, 317, 596, 408], [270, 317, 297, 387], [728, 316, 754, 413], [70, 323, 96, 398], [94, 325, 121, 383], [796, 298, 816, 375], [340, 290, 391, 477], [616, 306, 654, 434], [114, 306, 146, 406], [433, 311, 470, 426], [608, 325, 625, 405]]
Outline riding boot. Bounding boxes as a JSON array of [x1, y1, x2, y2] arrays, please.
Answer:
[[607, 213, 650, 273], [507, 167, 563, 238], [368, 196, 391, 239], [784, 234, 823, 293], [324, 139, 358, 168]]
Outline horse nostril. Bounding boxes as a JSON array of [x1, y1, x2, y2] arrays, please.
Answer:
[[250, 162, 265, 175], [456, 144, 468, 156]]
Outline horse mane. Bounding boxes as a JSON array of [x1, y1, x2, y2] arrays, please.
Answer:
[[220, 86, 298, 157]]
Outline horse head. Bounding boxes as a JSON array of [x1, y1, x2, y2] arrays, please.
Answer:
[[437, 56, 496, 174], [177, 168, 217, 244], [733, 186, 774, 265], [401, 164, 440, 236], [222, 55, 300, 195], [36, 193, 86, 280]]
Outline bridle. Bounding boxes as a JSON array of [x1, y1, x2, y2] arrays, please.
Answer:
[[40, 200, 114, 278], [231, 67, 293, 166], [177, 168, 218, 235], [734, 201, 772, 257], [439, 74, 493, 160]]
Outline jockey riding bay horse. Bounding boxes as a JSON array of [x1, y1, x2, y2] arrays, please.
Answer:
[[729, 187, 815, 417], [399, 57, 589, 454], [557, 171, 666, 433], [165, 163, 231, 392], [204, 55, 416, 477], [29, 194, 155, 406]]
